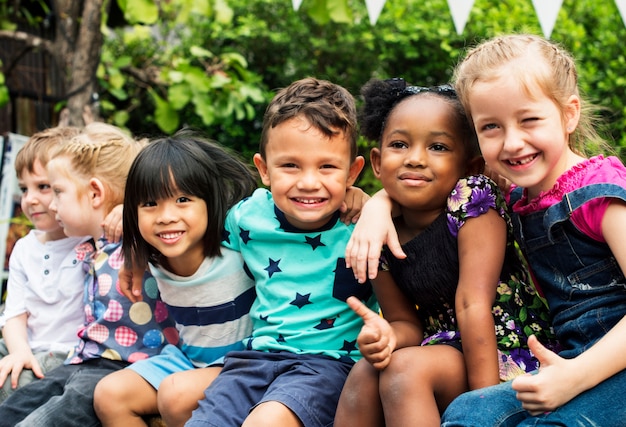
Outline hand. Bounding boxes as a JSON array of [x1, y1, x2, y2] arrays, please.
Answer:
[[345, 194, 405, 283], [0, 352, 43, 389], [347, 296, 396, 370], [512, 335, 581, 414], [339, 186, 370, 225], [102, 204, 123, 243], [483, 165, 512, 195], [119, 263, 145, 303]]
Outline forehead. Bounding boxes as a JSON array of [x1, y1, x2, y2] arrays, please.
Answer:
[[266, 116, 349, 155], [386, 95, 459, 131]]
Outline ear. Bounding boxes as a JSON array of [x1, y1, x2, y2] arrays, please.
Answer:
[[89, 178, 106, 209], [346, 155, 366, 187], [253, 153, 271, 187], [465, 155, 485, 176], [370, 147, 382, 179], [564, 94, 581, 134]]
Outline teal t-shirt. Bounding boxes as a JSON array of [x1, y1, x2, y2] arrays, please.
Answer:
[[222, 188, 378, 362]]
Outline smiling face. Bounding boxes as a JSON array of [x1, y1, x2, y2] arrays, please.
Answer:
[[137, 189, 208, 276], [18, 159, 65, 241], [253, 116, 364, 230], [372, 95, 468, 223], [468, 68, 581, 200]]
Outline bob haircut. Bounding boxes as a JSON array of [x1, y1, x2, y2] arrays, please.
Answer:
[[123, 129, 257, 269]]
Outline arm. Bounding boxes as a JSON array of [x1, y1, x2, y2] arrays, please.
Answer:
[[455, 208, 504, 389], [512, 199, 626, 414], [102, 204, 123, 243], [339, 186, 370, 225], [0, 314, 43, 388], [345, 189, 405, 283]]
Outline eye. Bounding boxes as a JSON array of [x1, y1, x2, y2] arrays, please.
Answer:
[[176, 196, 192, 203], [321, 164, 338, 169], [482, 123, 498, 131], [389, 140, 408, 149], [140, 200, 157, 208], [38, 183, 51, 191], [430, 143, 449, 152], [19, 186, 27, 194], [281, 163, 298, 168]]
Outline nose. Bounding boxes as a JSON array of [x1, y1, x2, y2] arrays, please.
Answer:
[[404, 145, 426, 167], [156, 202, 178, 224], [48, 197, 57, 213], [502, 128, 525, 153], [296, 169, 322, 191]]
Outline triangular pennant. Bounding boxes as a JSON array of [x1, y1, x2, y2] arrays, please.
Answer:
[[447, 0, 475, 35], [365, 0, 386, 25], [292, 0, 303, 11], [532, 0, 563, 38], [616, 0, 626, 27]]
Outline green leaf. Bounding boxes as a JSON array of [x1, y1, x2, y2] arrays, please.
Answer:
[[168, 84, 192, 110], [150, 90, 180, 134], [192, 93, 216, 125], [327, 0, 351, 24], [190, 46, 215, 59], [118, 0, 158, 25], [214, 0, 234, 24], [0, 85, 8, 107]]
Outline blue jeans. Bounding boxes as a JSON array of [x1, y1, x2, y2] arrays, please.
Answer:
[[441, 367, 626, 426], [0, 358, 127, 427]]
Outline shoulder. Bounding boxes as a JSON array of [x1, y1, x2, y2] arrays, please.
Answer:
[[447, 174, 503, 216]]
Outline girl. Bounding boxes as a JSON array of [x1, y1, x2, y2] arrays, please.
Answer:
[[94, 130, 257, 427], [333, 78, 555, 427], [0, 123, 176, 427], [439, 34, 626, 426]]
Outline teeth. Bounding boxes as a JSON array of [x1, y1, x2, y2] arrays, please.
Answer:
[[159, 232, 183, 239], [295, 198, 323, 204], [509, 155, 536, 166]]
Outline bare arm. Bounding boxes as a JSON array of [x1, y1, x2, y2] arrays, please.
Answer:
[[345, 189, 405, 283], [455, 208, 504, 390]]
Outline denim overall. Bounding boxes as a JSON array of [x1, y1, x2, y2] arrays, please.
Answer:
[[442, 183, 626, 426]]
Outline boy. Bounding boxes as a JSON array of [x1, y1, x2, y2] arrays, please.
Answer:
[[0, 127, 90, 402], [186, 77, 378, 427]]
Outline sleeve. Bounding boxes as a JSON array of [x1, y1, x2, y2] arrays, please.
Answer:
[[446, 174, 501, 238], [3, 237, 29, 322], [222, 203, 242, 252]]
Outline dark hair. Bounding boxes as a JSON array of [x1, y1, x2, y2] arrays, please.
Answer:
[[359, 78, 480, 158], [259, 77, 359, 159], [123, 129, 257, 269]]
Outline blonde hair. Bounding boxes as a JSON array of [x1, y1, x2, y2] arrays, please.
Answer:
[[453, 34, 606, 156], [51, 123, 147, 213], [15, 126, 81, 178]]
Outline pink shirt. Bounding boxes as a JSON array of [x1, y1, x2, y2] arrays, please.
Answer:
[[510, 155, 626, 242]]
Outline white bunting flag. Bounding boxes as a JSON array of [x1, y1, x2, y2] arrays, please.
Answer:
[[532, 0, 563, 38], [447, 0, 475, 35], [292, 0, 303, 11], [616, 0, 626, 27], [365, 0, 387, 25]]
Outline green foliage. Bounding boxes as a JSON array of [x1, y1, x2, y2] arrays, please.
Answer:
[[93, 0, 626, 194]]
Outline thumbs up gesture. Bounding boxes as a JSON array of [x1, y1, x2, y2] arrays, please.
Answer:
[[347, 296, 397, 370]]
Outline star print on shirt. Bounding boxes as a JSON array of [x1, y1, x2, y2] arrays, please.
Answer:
[[314, 318, 336, 330], [221, 229, 231, 245], [239, 227, 251, 244], [290, 292, 312, 309], [277, 334, 286, 343], [341, 340, 358, 354], [264, 258, 282, 278], [304, 234, 325, 250]]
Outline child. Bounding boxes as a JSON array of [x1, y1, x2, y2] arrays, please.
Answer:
[[0, 126, 123, 403], [93, 131, 257, 427], [180, 77, 377, 427], [0, 127, 87, 402], [0, 122, 177, 427], [333, 78, 556, 427], [439, 33, 626, 427]]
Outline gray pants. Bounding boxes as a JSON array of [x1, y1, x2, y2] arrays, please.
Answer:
[[0, 339, 68, 403]]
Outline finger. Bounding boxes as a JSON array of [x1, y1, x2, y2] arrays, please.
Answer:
[[10, 365, 22, 389], [347, 296, 379, 323], [527, 335, 555, 367], [31, 360, 44, 379]]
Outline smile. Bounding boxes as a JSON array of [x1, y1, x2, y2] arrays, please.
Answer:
[[507, 154, 538, 166]]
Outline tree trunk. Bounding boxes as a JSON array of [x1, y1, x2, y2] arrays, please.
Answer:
[[53, 0, 104, 126]]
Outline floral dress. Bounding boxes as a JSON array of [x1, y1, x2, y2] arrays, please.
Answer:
[[381, 174, 558, 381]]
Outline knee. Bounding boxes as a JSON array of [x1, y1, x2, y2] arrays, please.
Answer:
[[93, 375, 121, 418], [157, 376, 196, 426]]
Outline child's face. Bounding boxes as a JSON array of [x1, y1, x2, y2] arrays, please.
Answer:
[[371, 96, 468, 214], [254, 116, 364, 230], [137, 191, 208, 276], [47, 157, 95, 238], [468, 71, 580, 199], [18, 159, 65, 240]]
